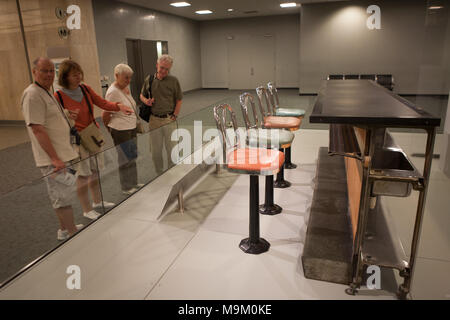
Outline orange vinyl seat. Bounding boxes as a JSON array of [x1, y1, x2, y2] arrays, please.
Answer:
[[227, 148, 285, 174], [263, 116, 301, 130]]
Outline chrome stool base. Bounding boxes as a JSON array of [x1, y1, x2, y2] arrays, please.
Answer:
[[239, 238, 270, 254], [259, 203, 282, 215], [274, 179, 292, 188], [284, 147, 297, 169], [260, 175, 283, 215], [284, 162, 297, 169], [274, 149, 291, 188], [240, 175, 271, 254]]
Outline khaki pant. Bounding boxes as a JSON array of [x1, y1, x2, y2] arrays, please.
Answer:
[[148, 115, 178, 175], [74, 144, 105, 177]]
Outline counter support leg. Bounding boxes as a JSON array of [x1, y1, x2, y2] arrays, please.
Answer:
[[347, 129, 375, 295], [397, 127, 436, 299]]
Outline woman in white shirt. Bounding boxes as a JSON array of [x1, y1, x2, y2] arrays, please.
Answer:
[[103, 64, 142, 195]]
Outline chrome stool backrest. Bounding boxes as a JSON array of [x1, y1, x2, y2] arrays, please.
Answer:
[[256, 86, 274, 118], [267, 82, 280, 112], [239, 92, 263, 130], [213, 104, 240, 163]]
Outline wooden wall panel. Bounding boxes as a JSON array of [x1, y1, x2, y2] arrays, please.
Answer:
[[0, 0, 102, 120], [345, 156, 362, 240], [0, 0, 32, 121]]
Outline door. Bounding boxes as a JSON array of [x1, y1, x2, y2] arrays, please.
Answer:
[[126, 39, 143, 103], [227, 35, 276, 89], [250, 35, 275, 89]]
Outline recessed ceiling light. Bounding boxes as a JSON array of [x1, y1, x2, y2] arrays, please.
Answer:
[[195, 10, 213, 15], [280, 2, 297, 8], [170, 2, 191, 7], [227, 9, 234, 12], [429, 5, 444, 9]]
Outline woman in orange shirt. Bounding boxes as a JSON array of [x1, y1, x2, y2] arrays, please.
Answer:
[[55, 60, 133, 220]]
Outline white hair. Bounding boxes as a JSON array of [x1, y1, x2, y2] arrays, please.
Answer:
[[158, 54, 173, 65], [114, 63, 133, 78]]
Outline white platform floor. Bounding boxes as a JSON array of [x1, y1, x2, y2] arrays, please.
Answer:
[[0, 129, 449, 300]]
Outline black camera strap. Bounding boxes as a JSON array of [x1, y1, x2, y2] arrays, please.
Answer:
[[149, 74, 155, 99], [79, 84, 99, 127]]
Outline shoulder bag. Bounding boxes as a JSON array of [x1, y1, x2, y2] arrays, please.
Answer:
[[77, 85, 105, 154], [139, 74, 155, 123]]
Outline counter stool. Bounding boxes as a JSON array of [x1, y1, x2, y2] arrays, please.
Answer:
[[213, 104, 285, 254], [256, 87, 300, 188], [239, 92, 295, 215], [267, 82, 306, 169]]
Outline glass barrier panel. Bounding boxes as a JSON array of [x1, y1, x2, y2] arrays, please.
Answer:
[[0, 156, 96, 286], [0, 93, 264, 288], [176, 97, 227, 164]]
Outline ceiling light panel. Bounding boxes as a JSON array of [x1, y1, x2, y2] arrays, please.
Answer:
[[195, 10, 213, 15], [280, 2, 297, 8], [170, 2, 191, 7]]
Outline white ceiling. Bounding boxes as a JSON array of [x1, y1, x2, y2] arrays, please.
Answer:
[[117, 0, 347, 21]]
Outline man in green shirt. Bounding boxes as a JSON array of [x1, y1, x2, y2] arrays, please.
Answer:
[[140, 54, 183, 174]]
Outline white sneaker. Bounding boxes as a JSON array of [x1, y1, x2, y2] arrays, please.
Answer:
[[83, 210, 101, 220], [92, 200, 115, 209], [57, 224, 84, 241], [122, 187, 138, 195]]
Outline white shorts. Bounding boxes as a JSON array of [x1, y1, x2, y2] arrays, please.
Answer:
[[40, 160, 78, 209]]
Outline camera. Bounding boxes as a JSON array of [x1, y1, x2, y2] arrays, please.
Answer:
[[70, 127, 81, 145]]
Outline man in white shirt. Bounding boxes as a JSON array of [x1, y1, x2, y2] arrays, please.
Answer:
[[21, 57, 82, 240]]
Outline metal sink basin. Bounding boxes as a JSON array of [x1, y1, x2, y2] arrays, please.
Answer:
[[372, 149, 414, 171], [370, 148, 420, 197]]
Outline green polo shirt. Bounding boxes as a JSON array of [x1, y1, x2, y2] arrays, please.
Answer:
[[141, 74, 182, 115]]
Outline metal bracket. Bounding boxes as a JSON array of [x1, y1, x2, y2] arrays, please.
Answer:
[[178, 189, 184, 214], [399, 267, 411, 278], [412, 178, 425, 191]]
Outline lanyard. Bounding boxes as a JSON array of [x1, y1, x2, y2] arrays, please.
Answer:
[[34, 81, 73, 129]]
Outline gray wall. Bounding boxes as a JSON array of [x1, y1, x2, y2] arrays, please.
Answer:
[[200, 15, 300, 88], [92, 0, 202, 93], [300, 0, 450, 94]]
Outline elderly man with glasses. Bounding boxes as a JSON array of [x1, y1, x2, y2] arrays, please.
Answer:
[[140, 54, 183, 175]]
